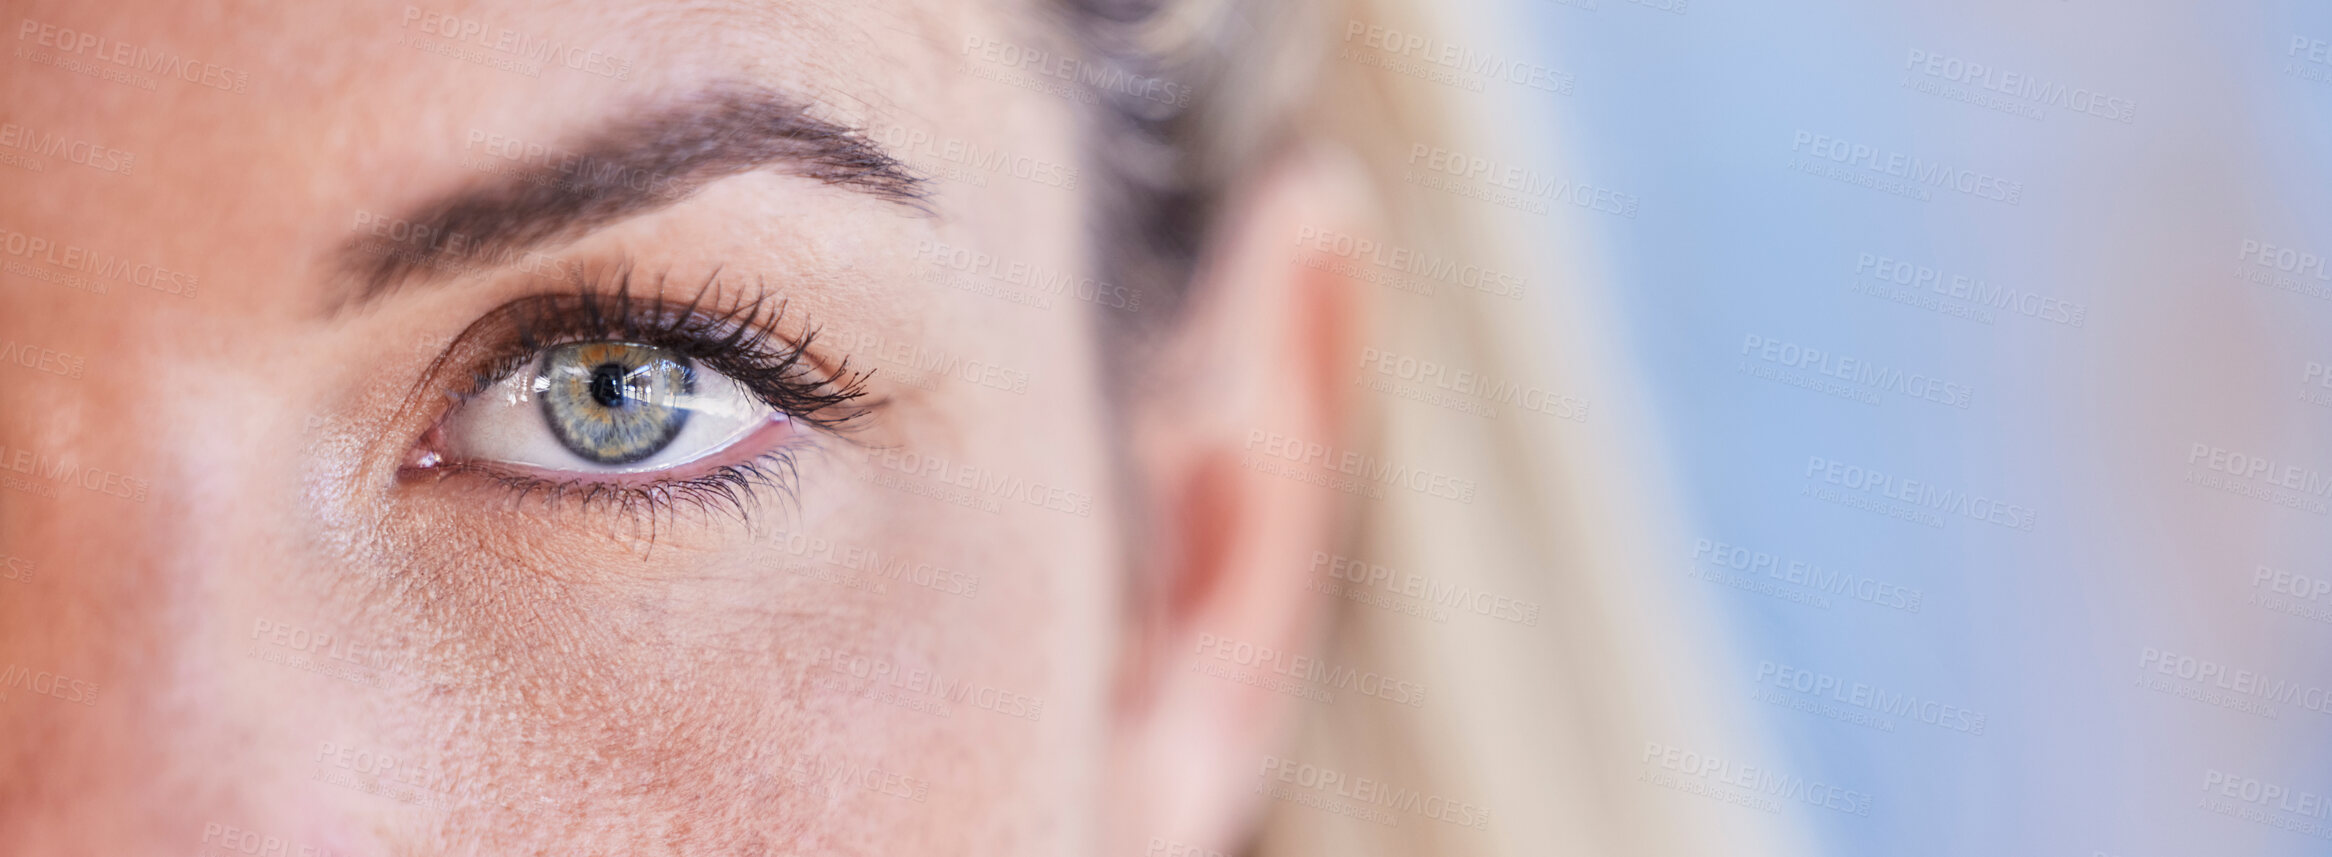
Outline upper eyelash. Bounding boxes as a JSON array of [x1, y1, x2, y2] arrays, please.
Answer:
[[472, 266, 879, 434], [418, 265, 882, 529]]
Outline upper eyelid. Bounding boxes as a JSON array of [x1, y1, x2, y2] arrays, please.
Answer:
[[381, 269, 892, 528], [428, 272, 882, 435]]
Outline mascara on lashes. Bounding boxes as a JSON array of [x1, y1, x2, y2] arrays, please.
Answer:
[[399, 269, 878, 521]]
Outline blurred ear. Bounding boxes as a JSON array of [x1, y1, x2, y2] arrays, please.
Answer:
[[1105, 145, 1377, 856]]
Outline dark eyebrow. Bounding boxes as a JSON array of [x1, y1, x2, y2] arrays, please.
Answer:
[[332, 81, 927, 313]]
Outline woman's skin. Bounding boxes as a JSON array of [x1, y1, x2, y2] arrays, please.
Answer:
[[0, 1, 1373, 853]]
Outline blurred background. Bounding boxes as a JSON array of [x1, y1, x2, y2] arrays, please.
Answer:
[[1479, 0, 2332, 854], [5, 0, 2329, 853]]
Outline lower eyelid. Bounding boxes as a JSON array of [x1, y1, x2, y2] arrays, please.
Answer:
[[479, 413, 798, 485]]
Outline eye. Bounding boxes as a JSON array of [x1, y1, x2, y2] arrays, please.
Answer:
[[434, 340, 786, 474], [394, 280, 879, 519]]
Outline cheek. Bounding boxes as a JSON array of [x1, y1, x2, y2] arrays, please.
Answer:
[[292, 449, 1116, 854], [784, 447, 1119, 852], [296, 540, 877, 850]]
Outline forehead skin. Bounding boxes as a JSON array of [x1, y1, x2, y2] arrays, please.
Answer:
[[0, 1, 1118, 855]]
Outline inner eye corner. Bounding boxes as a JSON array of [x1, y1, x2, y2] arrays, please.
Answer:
[[392, 279, 872, 511]]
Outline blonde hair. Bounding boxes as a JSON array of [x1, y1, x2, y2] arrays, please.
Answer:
[[1108, 1, 1818, 854]]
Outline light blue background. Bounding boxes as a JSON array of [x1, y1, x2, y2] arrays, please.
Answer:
[[1526, 1, 2332, 853]]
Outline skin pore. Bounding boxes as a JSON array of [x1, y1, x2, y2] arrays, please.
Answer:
[[0, 0, 1369, 854]]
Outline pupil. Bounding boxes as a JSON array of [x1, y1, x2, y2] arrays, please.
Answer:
[[589, 363, 627, 408]]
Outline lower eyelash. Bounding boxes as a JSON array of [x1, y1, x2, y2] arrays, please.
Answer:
[[416, 264, 881, 529], [454, 442, 813, 533]]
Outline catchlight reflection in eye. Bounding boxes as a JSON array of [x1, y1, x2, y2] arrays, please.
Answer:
[[434, 341, 782, 474]]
